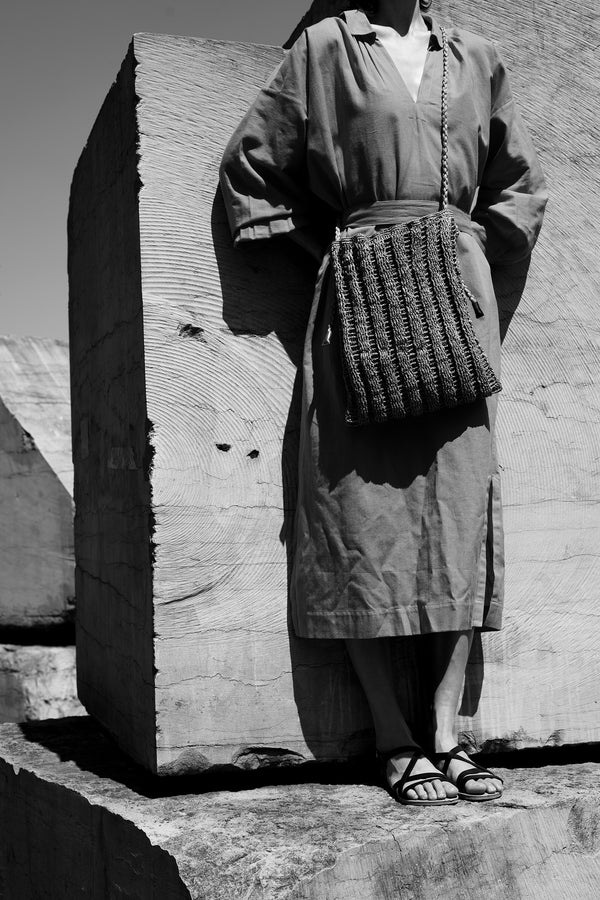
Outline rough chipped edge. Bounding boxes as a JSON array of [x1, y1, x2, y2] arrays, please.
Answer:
[[0, 756, 191, 898], [68, 39, 159, 773], [132, 36, 162, 774]]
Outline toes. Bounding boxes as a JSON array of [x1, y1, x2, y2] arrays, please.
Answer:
[[425, 780, 458, 800], [481, 778, 502, 794], [424, 781, 439, 801], [444, 781, 459, 799], [464, 778, 487, 795], [463, 777, 502, 795], [401, 780, 458, 802], [432, 780, 447, 800]]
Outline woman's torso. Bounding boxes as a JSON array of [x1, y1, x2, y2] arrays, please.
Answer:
[[302, 11, 497, 217]]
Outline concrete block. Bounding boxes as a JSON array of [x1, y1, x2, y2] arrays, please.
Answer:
[[0, 336, 74, 627], [0, 645, 84, 723], [68, 1, 600, 775], [1, 718, 600, 899]]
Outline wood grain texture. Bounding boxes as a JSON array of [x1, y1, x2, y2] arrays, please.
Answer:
[[133, 32, 379, 771], [0, 645, 84, 722], [2, 719, 600, 900], [67, 46, 156, 770], [71, 1, 600, 773], [0, 347, 74, 626]]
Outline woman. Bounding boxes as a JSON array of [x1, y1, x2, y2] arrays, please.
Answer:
[[219, 0, 547, 805]]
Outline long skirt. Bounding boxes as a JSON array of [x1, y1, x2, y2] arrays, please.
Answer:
[[289, 216, 504, 639]]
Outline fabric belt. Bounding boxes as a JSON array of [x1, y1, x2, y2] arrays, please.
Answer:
[[339, 200, 477, 238]]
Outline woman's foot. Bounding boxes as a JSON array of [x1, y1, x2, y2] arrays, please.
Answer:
[[381, 747, 459, 802], [426, 630, 502, 799], [433, 742, 503, 799]]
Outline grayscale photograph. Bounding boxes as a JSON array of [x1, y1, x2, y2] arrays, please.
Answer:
[[1, 1, 598, 897]]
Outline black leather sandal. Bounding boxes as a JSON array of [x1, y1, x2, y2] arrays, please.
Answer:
[[377, 744, 459, 806], [433, 745, 504, 801]]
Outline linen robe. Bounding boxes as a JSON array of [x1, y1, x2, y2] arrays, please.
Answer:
[[219, 9, 547, 639]]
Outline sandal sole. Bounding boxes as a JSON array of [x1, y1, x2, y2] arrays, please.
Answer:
[[458, 790, 502, 802]]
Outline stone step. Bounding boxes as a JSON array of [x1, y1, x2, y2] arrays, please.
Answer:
[[1, 717, 599, 899]]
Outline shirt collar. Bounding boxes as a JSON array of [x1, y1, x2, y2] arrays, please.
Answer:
[[340, 8, 442, 49]]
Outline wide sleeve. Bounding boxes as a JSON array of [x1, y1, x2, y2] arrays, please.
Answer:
[[219, 31, 321, 259], [472, 45, 548, 265]]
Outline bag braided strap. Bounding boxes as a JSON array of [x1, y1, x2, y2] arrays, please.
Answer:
[[330, 26, 502, 426]]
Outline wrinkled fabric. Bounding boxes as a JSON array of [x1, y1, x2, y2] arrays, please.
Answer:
[[219, 9, 547, 638]]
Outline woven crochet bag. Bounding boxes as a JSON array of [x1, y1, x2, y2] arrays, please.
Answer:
[[330, 27, 502, 427]]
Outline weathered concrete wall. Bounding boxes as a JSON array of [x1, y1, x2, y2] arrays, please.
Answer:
[[0, 336, 74, 628], [69, 0, 600, 774], [1, 718, 600, 899]]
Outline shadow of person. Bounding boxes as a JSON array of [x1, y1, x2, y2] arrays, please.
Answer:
[[17, 717, 379, 797], [458, 257, 530, 728], [213, 189, 377, 760], [494, 257, 531, 344]]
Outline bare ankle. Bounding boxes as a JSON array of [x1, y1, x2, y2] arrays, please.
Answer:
[[433, 730, 457, 752]]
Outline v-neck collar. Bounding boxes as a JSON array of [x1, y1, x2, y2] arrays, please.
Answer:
[[340, 8, 442, 106], [378, 38, 432, 105], [339, 7, 443, 50]]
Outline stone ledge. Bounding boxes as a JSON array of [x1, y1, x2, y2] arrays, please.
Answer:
[[1, 718, 599, 899]]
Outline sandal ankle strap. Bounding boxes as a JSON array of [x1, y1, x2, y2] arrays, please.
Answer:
[[432, 744, 464, 775]]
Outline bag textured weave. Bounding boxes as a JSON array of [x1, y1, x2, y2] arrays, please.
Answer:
[[330, 27, 502, 426]]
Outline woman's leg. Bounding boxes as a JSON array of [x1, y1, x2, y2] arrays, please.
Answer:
[[427, 629, 503, 796], [345, 638, 458, 801]]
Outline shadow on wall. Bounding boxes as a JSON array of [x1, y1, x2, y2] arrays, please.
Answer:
[[494, 258, 531, 343], [212, 184, 529, 758], [212, 187, 377, 757]]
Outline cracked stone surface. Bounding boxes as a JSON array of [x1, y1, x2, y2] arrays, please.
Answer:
[[1, 718, 600, 899]]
